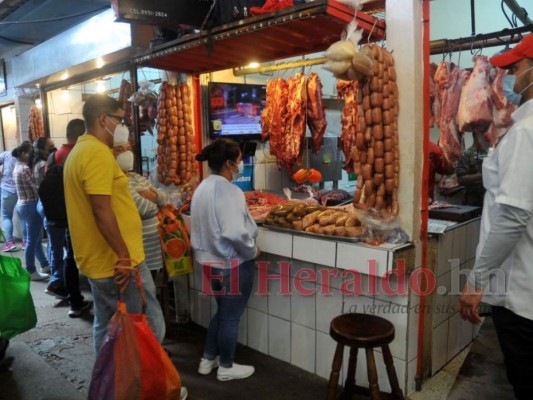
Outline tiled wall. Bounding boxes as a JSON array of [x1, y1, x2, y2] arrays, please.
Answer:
[[189, 248, 420, 395], [430, 218, 481, 375]]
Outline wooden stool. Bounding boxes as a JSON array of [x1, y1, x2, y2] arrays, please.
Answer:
[[326, 313, 405, 400]]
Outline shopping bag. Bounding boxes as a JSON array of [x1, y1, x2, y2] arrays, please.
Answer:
[[157, 205, 193, 278], [88, 270, 182, 400], [0, 254, 37, 339]]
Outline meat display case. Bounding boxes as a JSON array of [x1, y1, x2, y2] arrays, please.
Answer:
[[133, 0, 385, 74]]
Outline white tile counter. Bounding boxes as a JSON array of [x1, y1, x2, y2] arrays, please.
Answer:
[[189, 226, 420, 396]]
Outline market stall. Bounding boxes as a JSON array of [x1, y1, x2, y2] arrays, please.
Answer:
[[132, 1, 430, 396]]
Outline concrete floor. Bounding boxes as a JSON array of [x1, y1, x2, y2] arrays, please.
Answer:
[[0, 248, 513, 400]]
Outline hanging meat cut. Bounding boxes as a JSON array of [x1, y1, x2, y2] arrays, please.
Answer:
[[457, 55, 493, 133], [282, 73, 307, 170], [337, 80, 359, 173], [261, 80, 275, 141], [434, 62, 468, 164], [266, 78, 289, 166], [306, 72, 328, 154], [485, 67, 516, 145]]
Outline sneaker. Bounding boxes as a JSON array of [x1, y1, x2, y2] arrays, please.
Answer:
[[30, 271, 50, 281], [45, 284, 68, 300], [21, 241, 26, 250], [217, 363, 255, 381], [198, 356, 220, 375], [41, 265, 51, 274], [180, 386, 188, 400], [2, 242, 17, 252], [68, 301, 92, 318]]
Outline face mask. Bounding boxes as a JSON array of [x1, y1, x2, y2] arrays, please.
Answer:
[[116, 151, 134, 172], [231, 160, 244, 181], [503, 66, 533, 105], [105, 119, 130, 146]]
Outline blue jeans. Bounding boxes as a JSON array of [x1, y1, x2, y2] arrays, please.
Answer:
[[44, 221, 66, 288], [1, 189, 25, 243], [89, 261, 165, 355], [16, 201, 48, 273], [203, 260, 255, 368]]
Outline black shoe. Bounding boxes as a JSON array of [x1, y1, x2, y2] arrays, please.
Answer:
[[68, 300, 92, 318], [0, 338, 9, 361], [45, 284, 68, 300]]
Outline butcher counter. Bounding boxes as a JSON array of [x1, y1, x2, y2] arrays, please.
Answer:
[[186, 225, 425, 395]]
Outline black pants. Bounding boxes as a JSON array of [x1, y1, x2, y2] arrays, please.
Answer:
[[492, 306, 533, 400]]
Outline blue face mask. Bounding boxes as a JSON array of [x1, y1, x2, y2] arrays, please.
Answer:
[[502, 66, 533, 105], [502, 74, 521, 105]]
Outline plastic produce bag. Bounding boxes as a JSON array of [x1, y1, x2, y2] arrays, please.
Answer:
[[0, 254, 37, 340], [158, 205, 193, 278], [89, 271, 182, 400], [353, 206, 409, 246]]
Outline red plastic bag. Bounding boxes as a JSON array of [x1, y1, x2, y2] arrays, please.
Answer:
[[88, 272, 181, 400]]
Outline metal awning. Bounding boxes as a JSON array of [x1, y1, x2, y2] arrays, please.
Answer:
[[133, 0, 385, 74]]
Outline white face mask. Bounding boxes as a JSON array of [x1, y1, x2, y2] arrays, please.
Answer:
[[106, 119, 129, 146], [502, 66, 533, 105], [231, 160, 244, 181], [116, 151, 134, 172]]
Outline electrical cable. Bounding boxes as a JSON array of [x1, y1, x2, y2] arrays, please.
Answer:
[[0, 7, 108, 26]]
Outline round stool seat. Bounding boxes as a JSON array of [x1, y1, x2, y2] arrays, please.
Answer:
[[330, 313, 395, 348]]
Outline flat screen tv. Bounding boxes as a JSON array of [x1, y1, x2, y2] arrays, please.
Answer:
[[207, 82, 266, 138]]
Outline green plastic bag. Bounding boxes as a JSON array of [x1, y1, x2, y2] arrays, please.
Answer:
[[0, 254, 37, 339]]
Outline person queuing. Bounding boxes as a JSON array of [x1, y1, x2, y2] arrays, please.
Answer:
[[63, 95, 165, 353], [40, 119, 92, 318], [455, 127, 490, 208], [459, 33, 533, 400], [191, 138, 259, 381], [0, 147, 26, 251], [114, 145, 168, 277], [12, 141, 50, 281]]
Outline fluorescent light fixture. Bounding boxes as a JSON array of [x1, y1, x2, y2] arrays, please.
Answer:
[[247, 62, 260, 68]]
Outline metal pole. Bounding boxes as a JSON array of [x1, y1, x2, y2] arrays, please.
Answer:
[[233, 56, 328, 76], [471, 0, 476, 36]]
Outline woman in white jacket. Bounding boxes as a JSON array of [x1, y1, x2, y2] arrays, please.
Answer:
[[191, 138, 259, 382]]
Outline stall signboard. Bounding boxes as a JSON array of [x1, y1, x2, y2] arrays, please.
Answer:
[[111, 0, 214, 28]]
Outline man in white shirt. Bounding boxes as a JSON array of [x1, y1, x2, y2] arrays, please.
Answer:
[[459, 33, 533, 399]]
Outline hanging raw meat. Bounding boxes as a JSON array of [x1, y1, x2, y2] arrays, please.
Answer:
[[267, 78, 289, 165], [434, 62, 468, 164], [275, 73, 306, 171], [485, 67, 517, 145], [306, 72, 327, 154], [337, 80, 359, 172], [457, 55, 493, 132], [261, 80, 275, 141], [429, 62, 439, 128]]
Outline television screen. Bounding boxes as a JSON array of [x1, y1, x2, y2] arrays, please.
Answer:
[[208, 82, 266, 138]]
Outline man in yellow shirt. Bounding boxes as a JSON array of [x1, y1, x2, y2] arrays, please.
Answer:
[[64, 94, 165, 353]]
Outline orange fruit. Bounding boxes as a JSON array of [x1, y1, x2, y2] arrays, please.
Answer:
[[165, 238, 186, 259]]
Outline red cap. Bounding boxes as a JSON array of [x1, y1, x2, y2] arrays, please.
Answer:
[[490, 33, 533, 68]]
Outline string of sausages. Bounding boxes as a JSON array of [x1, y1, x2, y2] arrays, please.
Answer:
[[350, 45, 400, 215], [28, 105, 45, 141], [156, 81, 197, 186]]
